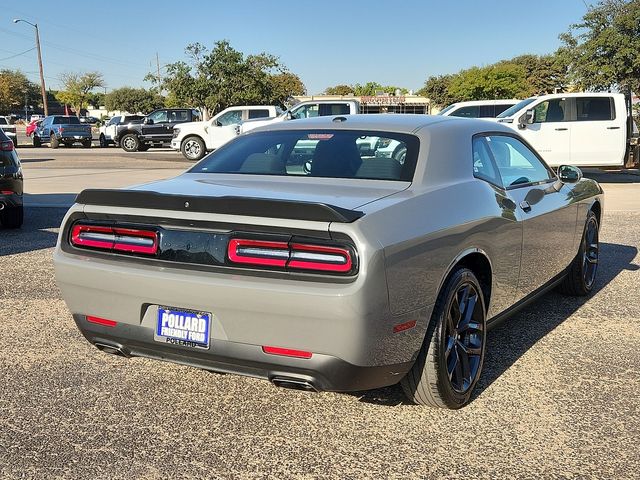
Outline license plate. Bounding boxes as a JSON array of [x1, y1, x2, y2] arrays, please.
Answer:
[[154, 306, 210, 349], [74, 135, 83, 139]]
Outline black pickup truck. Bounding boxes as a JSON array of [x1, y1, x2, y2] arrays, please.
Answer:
[[118, 108, 201, 152]]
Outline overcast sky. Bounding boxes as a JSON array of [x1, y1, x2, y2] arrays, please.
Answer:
[[1, 0, 590, 94]]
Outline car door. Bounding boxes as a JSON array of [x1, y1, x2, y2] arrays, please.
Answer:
[[518, 97, 571, 168], [481, 134, 578, 300], [569, 96, 625, 167], [143, 110, 169, 139]]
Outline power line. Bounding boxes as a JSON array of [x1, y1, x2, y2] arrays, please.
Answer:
[[0, 47, 36, 62]]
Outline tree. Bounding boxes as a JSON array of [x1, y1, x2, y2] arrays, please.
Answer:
[[270, 72, 306, 99], [352, 82, 408, 96], [55, 72, 105, 116], [506, 54, 568, 95], [324, 84, 354, 95], [417, 74, 457, 108], [559, 0, 640, 93], [0, 69, 39, 113], [447, 64, 530, 102], [105, 87, 164, 113]]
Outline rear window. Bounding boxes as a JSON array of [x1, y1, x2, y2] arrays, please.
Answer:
[[190, 130, 419, 182], [54, 116, 81, 124], [450, 106, 480, 118], [248, 109, 272, 119], [0, 118, 7, 125], [575, 97, 615, 121]]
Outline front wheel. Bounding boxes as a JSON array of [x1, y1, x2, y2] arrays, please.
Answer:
[[50, 135, 59, 149], [1, 205, 24, 228], [401, 267, 487, 408], [558, 210, 599, 296], [82, 139, 92, 148], [120, 134, 139, 152], [33, 136, 41, 147], [181, 136, 206, 161], [99, 134, 108, 147]]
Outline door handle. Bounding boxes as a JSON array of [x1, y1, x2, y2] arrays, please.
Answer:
[[554, 128, 568, 131], [607, 126, 620, 130], [519, 200, 531, 212]]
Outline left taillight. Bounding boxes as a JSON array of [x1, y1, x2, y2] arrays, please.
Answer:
[[70, 224, 158, 255], [0, 140, 14, 151], [227, 238, 355, 275]]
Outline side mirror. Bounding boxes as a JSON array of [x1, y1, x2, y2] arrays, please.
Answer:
[[143, 118, 154, 125], [215, 120, 222, 127], [518, 109, 535, 128], [558, 165, 582, 183]]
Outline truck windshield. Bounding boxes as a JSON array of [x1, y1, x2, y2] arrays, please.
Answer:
[[190, 129, 419, 182], [497, 98, 536, 118], [437, 104, 457, 115]]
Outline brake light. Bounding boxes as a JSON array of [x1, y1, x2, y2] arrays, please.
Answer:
[[59, 127, 64, 134], [1, 190, 14, 195], [71, 224, 158, 255], [227, 238, 354, 274], [0, 140, 14, 151], [262, 346, 312, 359]]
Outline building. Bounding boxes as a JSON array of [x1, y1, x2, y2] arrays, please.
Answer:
[[293, 93, 431, 114]]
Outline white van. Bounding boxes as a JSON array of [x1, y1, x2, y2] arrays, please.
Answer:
[[495, 92, 636, 168], [438, 99, 519, 118]]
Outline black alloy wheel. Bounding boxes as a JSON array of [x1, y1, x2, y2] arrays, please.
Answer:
[[582, 215, 599, 289]]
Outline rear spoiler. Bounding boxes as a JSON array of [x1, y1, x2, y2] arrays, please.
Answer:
[[75, 189, 365, 223]]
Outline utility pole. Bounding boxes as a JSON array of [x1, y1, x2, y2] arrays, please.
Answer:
[[13, 19, 48, 116], [156, 52, 162, 85]]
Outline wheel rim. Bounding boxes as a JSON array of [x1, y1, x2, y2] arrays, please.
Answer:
[[582, 219, 599, 288], [184, 140, 201, 158], [123, 137, 136, 150], [444, 283, 485, 394]]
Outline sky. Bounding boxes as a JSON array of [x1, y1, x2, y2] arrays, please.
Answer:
[[1, 0, 591, 95]]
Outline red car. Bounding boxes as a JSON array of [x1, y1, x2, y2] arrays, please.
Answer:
[[26, 119, 41, 137]]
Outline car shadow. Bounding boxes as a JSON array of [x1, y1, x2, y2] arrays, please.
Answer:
[[583, 169, 640, 184], [18, 157, 56, 163], [348, 241, 639, 407], [0, 206, 67, 256]]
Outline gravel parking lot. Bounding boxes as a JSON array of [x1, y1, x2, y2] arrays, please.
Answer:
[[1, 147, 639, 479]]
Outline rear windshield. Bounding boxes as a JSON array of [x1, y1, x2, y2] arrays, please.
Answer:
[[54, 116, 81, 124], [190, 130, 419, 182]]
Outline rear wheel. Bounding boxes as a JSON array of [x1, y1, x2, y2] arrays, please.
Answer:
[[33, 136, 41, 147], [1, 205, 23, 228], [99, 134, 107, 147], [401, 267, 486, 408], [50, 135, 59, 149], [82, 139, 92, 148], [181, 136, 206, 161], [558, 210, 599, 296], [121, 134, 139, 152]]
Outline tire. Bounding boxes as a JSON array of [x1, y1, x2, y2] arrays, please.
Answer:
[[181, 136, 206, 161], [33, 136, 41, 147], [1, 205, 24, 228], [50, 135, 59, 149], [99, 134, 107, 147], [82, 139, 92, 148], [401, 267, 487, 409], [120, 134, 139, 152], [392, 144, 407, 164], [558, 211, 599, 296]]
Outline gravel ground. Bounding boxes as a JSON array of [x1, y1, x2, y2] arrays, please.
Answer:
[[0, 205, 638, 480]]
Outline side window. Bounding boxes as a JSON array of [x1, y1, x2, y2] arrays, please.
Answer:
[[495, 104, 513, 116], [217, 110, 242, 126], [451, 106, 480, 118], [291, 104, 319, 119], [192, 110, 202, 122], [148, 110, 168, 123], [533, 99, 568, 123], [472, 137, 501, 186], [575, 97, 614, 121], [169, 110, 189, 122], [319, 104, 350, 116], [485, 135, 553, 187], [479, 105, 495, 118], [248, 109, 271, 119]]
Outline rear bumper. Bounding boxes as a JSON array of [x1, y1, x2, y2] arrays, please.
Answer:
[[59, 134, 92, 141], [0, 192, 22, 208], [75, 314, 412, 392]]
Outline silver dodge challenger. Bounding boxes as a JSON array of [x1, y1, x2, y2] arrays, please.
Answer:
[[54, 114, 603, 409]]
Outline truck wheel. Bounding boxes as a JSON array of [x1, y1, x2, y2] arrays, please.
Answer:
[[121, 134, 139, 152], [99, 134, 107, 147], [33, 136, 41, 147], [82, 139, 92, 148], [50, 135, 59, 149], [181, 136, 206, 161], [1, 205, 24, 229]]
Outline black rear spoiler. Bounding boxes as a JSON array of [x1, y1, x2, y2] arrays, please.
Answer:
[[75, 189, 365, 223]]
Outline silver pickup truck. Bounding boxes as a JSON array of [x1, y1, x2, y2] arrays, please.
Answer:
[[33, 115, 92, 149]]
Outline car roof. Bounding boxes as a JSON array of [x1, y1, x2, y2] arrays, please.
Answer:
[[448, 99, 520, 107]]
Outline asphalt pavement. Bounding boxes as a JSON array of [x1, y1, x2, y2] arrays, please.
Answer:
[[0, 147, 639, 479]]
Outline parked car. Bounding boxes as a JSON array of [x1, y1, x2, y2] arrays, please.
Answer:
[[118, 108, 201, 152], [438, 99, 520, 118], [172, 105, 281, 161], [54, 114, 603, 409], [26, 119, 41, 137], [239, 100, 359, 134], [99, 115, 145, 147], [0, 129, 23, 228], [0, 116, 17, 143], [29, 114, 44, 122], [33, 116, 93, 148], [495, 92, 639, 168]]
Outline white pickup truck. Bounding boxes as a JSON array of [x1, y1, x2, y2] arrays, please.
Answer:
[[172, 105, 280, 161], [495, 92, 639, 168], [239, 100, 360, 134]]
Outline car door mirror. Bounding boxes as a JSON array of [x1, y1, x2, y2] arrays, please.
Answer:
[[558, 165, 582, 183], [518, 109, 535, 128], [215, 120, 222, 127], [143, 118, 154, 125]]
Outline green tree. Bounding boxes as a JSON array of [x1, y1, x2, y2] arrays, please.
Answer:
[[105, 87, 164, 113], [417, 74, 457, 108], [0, 69, 39, 113], [352, 82, 408, 96], [506, 54, 568, 95], [448, 64, 529, 102], [270, 72, 306, 99], [559, 0, 640, 93], [55, 72, 105, 116], [324, 84, 354, 95]]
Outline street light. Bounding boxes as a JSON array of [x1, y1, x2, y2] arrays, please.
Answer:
[[13, 18, 48, 117]]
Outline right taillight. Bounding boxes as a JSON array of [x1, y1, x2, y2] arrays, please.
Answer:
[[227, 238, 355, 275]]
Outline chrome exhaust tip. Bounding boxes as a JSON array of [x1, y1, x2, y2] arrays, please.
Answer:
[[271, 376, 318, 392], [94, 342, 129, 357]]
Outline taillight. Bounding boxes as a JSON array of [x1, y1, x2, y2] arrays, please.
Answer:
[[227, 238, 354, 274], [0, 140, 14, 151], [86, 315, 117, 327], [71, 224, 158, 255]]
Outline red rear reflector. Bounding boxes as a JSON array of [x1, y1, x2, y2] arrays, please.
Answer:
[[228, 238, 289, 267], [1, 190, 14, 195], [86, 315, 117, 327], [393, 320, 417, 333], [262, 346, 313, 359], [71, 224, 158, 255], [0, 141, 14, 151]]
